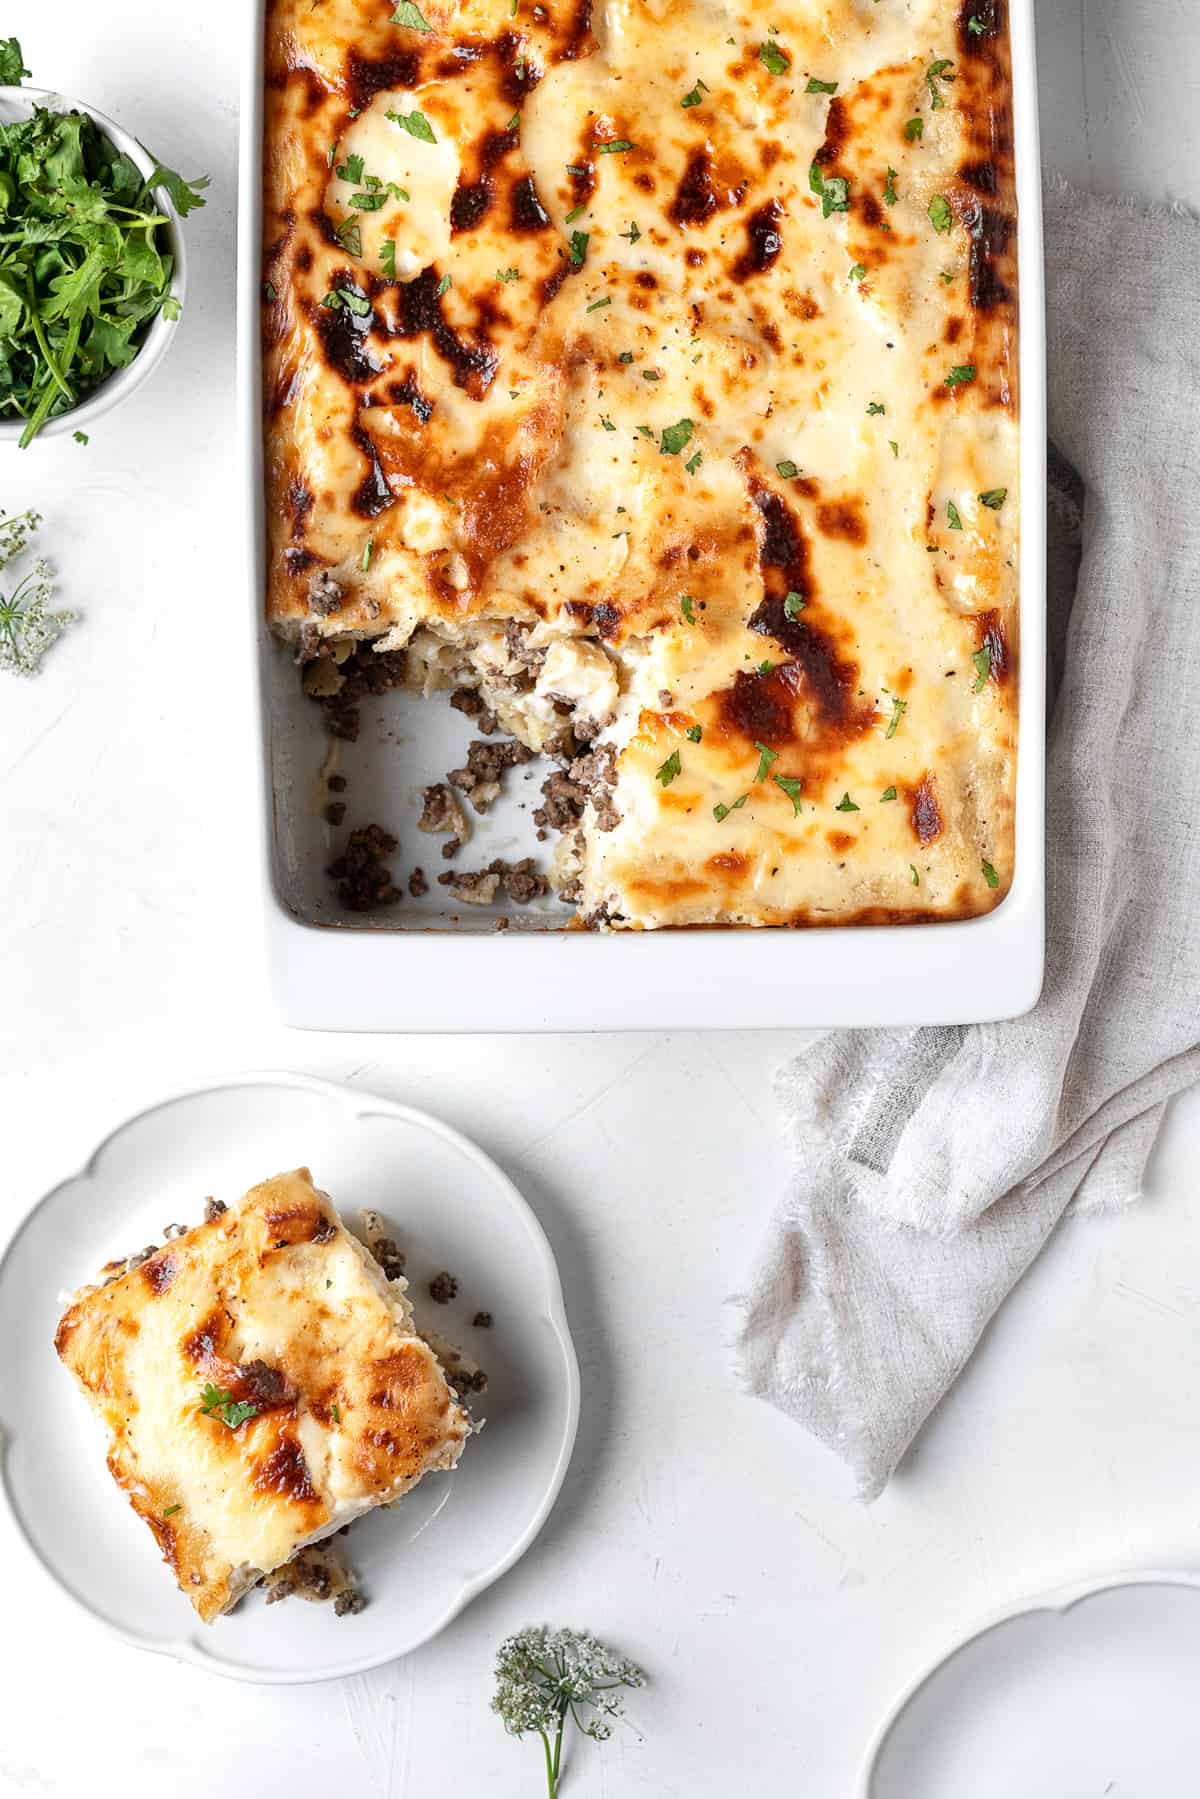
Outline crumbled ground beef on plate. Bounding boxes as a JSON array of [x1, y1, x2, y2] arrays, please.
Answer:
[[429, 1271, 458, 1303], [408, 867, 428, 897], [473, 1311, 493, 1329], [447, 738, 535, 814]]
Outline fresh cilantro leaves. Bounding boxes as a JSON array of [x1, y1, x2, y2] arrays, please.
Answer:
[[928, 194, 953, 233], [773, 775, 803, 814], [660, 417, 693, 455], [978, 487, 1008, 509], [809, 162, 850, 218], [656, 750, 681, 786], [753, 740, 779, 782], [0, 86, 208, 444], [784, 589, 805, 617], [0, 36, 30, 84], [387, 108, 436, 143], [981, 858, 1000, 888], [759, 41, 790, 76], [390, 1, 432, 27], [199, 1383, 259, 1431], [945, 364, 977, 388], [806, 76, 837, 94], [835, 792, 860, 812], [972, 644, 992, 691]]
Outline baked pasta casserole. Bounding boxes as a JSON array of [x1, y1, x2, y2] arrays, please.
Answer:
[[262, 0, 1019, 928]]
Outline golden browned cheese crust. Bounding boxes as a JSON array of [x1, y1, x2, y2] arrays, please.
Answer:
[[263, 0, 1019, 927], [55, 1170, 470, 1622]]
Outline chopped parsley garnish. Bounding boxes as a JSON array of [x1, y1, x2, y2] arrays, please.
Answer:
[[947, 500, 963, 530], [972, 644, 992, 691], [776, 459, 799, 479], [361, 536, 374, 572], [910, 864, 920, 886], [968, 13, 986, 33], [436, 273, 453, 296], [806, 76, 837, 94], [586, 295, 610, 312], [866, 401, 886, 415], [564, 203, 584, 223], [784, 589, 805, 618], [162, 1504, 182, 1517], [756, 659, 774, 676], [685, 449, 702, 475], [569, 229, 590, 266], [978, 487, 1008, 509], [660, 417, 693, 455], [981, 858, 1000, 888], [880, 785, 897, 802], [773, 775, 803, 815], [809, 162, 850, 218], [507, 112, 520, 131], [642, 369, 661, 381], [835, 792, 860, 812], [73, 429, 88, 444], [331, 1403, 341, 1423], [336, 153, 365, 184], [619, 350, 634, 363], [883, 166, 898, 204], [336, 217, 362, 256], [497, 266, 521, 282], [595, 138, 634, 155], [904, 116, 924, 141], [713, 793, 748, 822], [381, 238, 397, 278], [390, 0, 432, 26], [600, 415, 616, 430], [682, 79, 709, 108], [387, 108, 436, 143], [199, 1384, 259, 1430], [753, 741, 779, 782], [927, 59, 955, 109], [849, 263, 866, 282], [945, 363, 976, 387], [656, 750, 682, 786], [928, 194, 953, 233], [680, 593, 696, 623], [759, 41, 790, 76], [322, 287, 372, 317], [889, 439, 899, 457], [884, 696, 906, 739], [620, 221, 641, 243], [686, 724, 703, 743], [263, 279, 278, 301]]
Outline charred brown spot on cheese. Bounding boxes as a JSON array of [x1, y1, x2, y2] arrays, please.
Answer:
[[731, 201, 784, 281], [253, 1433, 321, 1507], [816, 498, 868, 545], [368, 1345, 425, 1407], [182, 1316, 227, 1369], [312, 287, 379, 386], [967, 198, 1014, 313], [717, 666, 798, 747], [350, 422, 395, 519], [141, 1251, 178, 1297], [971, 607, 1010, 682], [450, 126, 517, 235], [263, 1201, 332, 1245], [510, 173, 552, 232], [53, 1310, 80, 1359], [389, 267, 500, 399], [551, 0, 598, 63], [287, 479, 314, 536], [593, 601, 621, 640], [709, 850, 748, 876], [945, 315, 965, 345], [344, 48, 421, 113], [813, 96, 850, 169], [909, 775, 944, 844], [827, 830, 857, 854], [236, 1359, 297, 1413], [385, 373, 434, 422], [670, 149, 748, 229]]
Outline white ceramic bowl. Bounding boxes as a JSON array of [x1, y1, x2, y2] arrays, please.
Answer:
[[0, 85, 188, 444]]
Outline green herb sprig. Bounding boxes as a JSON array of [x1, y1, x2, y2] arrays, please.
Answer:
[[199, 1383, 259, 1431], [0, 509, 75, 676]]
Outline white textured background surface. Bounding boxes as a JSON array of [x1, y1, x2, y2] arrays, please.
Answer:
[[2, 2, 1199, 1793]]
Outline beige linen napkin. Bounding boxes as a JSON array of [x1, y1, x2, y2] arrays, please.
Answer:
[[732, 173, 1200, 1497]]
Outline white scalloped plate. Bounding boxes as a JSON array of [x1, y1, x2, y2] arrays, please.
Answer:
[[862, 1572, 1200, 1798], [0, 1074, 579, 1683]]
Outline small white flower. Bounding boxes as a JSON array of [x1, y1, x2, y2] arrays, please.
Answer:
[[492, 1625, 646, 1796], [0, 511, 76, 677]]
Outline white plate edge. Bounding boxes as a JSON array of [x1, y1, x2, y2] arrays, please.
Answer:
[[0, 1069, 582, 1685], [856, 1566, 1200, 1797]]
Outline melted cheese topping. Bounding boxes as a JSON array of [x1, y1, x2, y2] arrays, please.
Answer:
[[263, 0, 1019, 926], [55, 1171, 470, 1622]]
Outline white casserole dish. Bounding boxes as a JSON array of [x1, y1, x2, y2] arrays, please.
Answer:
[[237, 0, 1045, 1032]]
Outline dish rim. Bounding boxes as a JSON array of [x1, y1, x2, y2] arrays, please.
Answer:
[[0, 1069, 582, 1684], [237, 0, 1046, 1031], [857, 1567, 1200, 1796], [0, 84, 188, 444]]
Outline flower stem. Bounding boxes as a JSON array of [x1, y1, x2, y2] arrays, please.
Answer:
[[539, 1728, 557, 1799]]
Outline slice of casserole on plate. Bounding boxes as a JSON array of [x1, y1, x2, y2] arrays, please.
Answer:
[[54, 1168, 472, 1622]]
